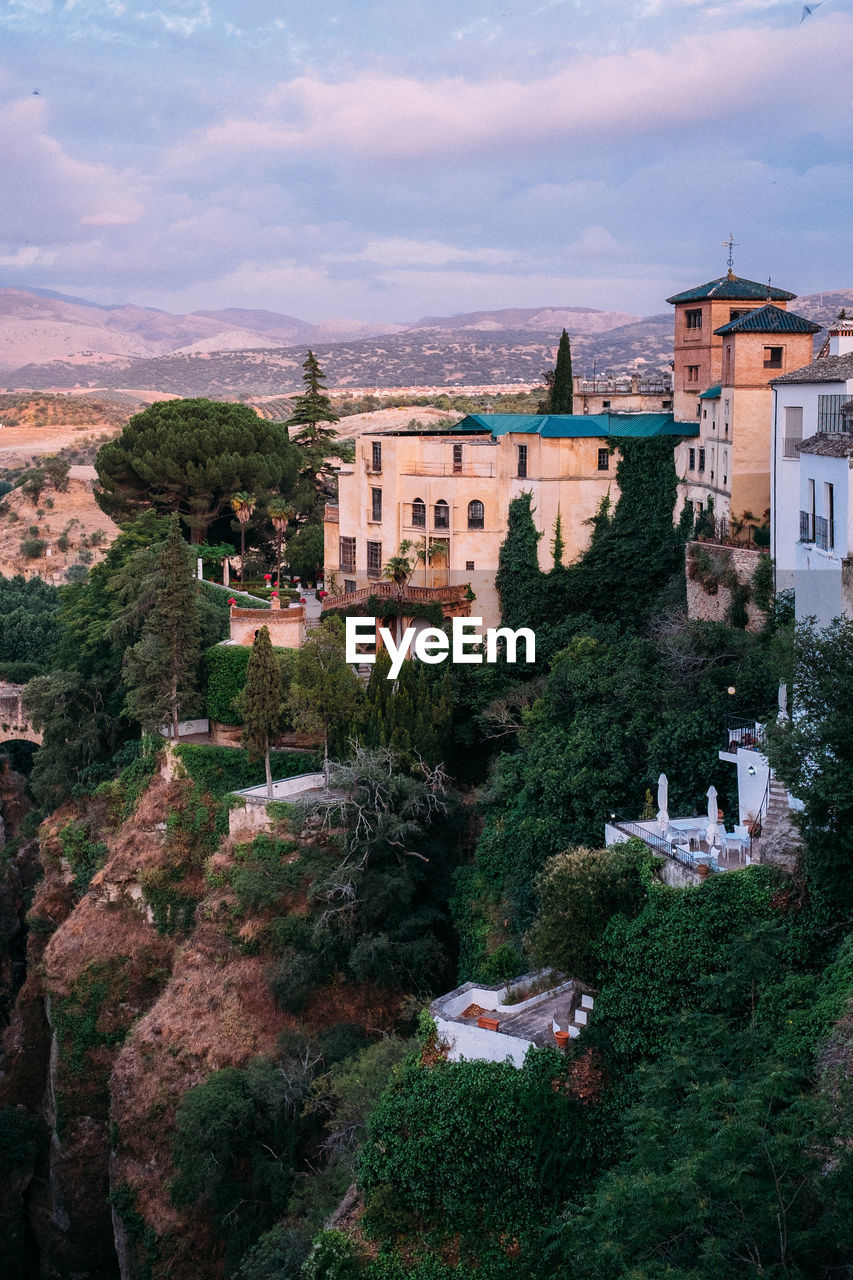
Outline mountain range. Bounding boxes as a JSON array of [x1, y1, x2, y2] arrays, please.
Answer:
[[1, 286, 849, 396]]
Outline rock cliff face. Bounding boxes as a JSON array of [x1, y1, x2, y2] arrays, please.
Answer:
[[0, 766, 329, 1280]]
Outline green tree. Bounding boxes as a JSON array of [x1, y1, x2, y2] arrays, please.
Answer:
[[550, 506, 565, 569], [286, 350, 339, 447], [766, 617, 853, 926], [549, 329, 573, 413], [289, 618, 364, 785], [242, 626, 284, 798], [23, 670, 111, 805], [284, 521, 325, 583], [94, 399, 299, 542], [527, 840, 656, 983], [230, 491, 256, 586], [267, 498, 294, 590], [495, 491, 542, 629], [122, 516, 203, 739]]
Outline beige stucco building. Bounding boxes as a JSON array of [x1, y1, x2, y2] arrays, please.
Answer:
[[667, 275, 819, 533], [325, 413, 695, 628]]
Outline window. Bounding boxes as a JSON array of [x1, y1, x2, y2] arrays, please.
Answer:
[[597, 448, 609, 471], [411, 497, 426, 527], [763, 346, 783, 369], [689, 447, 696, 470], [517, 444, 528, 478], [465, 561, 475, 572], [453, 443, 463, 474], [723, 449, 728, 488], [467, 499, 484, 529], [818, 394, 846, 432], [367, 540, 382, 578], [371, 441, 382, 472], [339, 536, 355, 572], [662, 399, 672, 409], [698, 448, 705, 473], [729, 308, 749, 322], [702, 409, 707, 419], [370, 488, 382, 521], [685, 308, 702, 330], [826, 482, 835, 550], [784, 406, 803, 458], [602, 399, 611, 409], [434, 499, 449, 529], [344, 579, 356, 594], [686, 365, 699, 384]]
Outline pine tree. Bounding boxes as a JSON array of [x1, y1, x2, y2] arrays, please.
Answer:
[[549, 329, 574, 413], [285, 351, 339, 448], [289, 618, 364, 786], [241, 626, 285, 798], [495, 492, 542, 629], [123, 515, 202, 740]]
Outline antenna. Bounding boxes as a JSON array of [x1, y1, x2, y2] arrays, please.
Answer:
[[722, 232, 739, 279]]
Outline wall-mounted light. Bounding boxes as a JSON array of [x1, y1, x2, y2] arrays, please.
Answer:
[[748, 765, 757, 777]]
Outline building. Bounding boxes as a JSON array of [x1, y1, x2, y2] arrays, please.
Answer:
[[667, 275, 820, 535], [325, 412, 696, 627], [771, 316, 853, 620]]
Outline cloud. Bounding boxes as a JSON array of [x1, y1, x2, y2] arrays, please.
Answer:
[[341, 238, 518, 269], [171, 15, 852, 170]]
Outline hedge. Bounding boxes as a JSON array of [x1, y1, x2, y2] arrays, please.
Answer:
[[173, 744, 318, 798], [205, 645, 252, 723]]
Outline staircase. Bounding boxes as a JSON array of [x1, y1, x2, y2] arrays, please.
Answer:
[[753, 777, 801, 869]]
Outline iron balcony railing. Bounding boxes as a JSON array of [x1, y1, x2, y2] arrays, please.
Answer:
[[726, 715, 765, 751], [611, 819, 700, 873], [815, 515, 833, 552]]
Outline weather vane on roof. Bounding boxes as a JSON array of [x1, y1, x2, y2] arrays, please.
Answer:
[[722, 232, 739, 279]]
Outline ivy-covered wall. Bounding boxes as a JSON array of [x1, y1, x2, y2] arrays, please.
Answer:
[[685, 542, 769, 631]]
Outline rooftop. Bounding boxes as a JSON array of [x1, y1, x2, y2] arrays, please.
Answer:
[[699, 384, 722, 400], [772, 351, 853, 385], [798, 432, 853, 458], [451, 412, 698, 439], [713, 304, 821, 337], [667, 274, 796, 304]]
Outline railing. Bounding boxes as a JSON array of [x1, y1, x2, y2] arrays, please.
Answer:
[[322, 582, 470, 611], [799, 510, 813, 542], [726, 716, 765, 751], [815, 515, 832, 552], [783, 436, 802, 459], [400, 462, 496, 478], [611, 819, 697, 872]]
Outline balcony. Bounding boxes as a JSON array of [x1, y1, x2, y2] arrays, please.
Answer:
[[324, 504, 339, 523], [783, 437, 802, 459]]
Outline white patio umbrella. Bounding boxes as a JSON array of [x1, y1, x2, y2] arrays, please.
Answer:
[[705, 784, 719, 850], [656, 772, 669, 834], [778, 680, 789, 722]]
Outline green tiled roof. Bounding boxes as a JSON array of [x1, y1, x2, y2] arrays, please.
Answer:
[[452, 413, 698, 439], [666, 274, 795, 304], [713, 304, 821, 336], [699, 384, 721, 399]]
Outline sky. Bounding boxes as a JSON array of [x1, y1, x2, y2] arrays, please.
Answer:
[[0, 0, 851, 324]]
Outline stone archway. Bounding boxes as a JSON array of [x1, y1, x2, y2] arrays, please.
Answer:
[[0, 684, 41, 746]]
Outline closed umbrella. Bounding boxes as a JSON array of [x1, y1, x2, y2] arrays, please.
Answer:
[[657, 772, 669, 834], [705, 785, 719, 850]]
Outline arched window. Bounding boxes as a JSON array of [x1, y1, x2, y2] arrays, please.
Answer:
[[412, 497, 426, 527], [467, 500, 484, 529], [434, 499, 449, 529]]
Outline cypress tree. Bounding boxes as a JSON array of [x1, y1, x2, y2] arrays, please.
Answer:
[[549, 329, 573, 413], [242, 626, 284, 798], [551, 506, 565, 568], [123, 515, 202, 739], [495, 492, 543, 630]]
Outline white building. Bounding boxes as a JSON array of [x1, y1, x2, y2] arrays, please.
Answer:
[[771, 317, 853, 623]]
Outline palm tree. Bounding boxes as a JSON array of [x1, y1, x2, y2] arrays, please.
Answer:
[[267, 498, 294, 591], [230, 492, 256, 586]]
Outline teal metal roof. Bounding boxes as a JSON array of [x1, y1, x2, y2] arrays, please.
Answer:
[[453, 413, 698, 439], [699, 384, 721, 399], [666, 275, 795, 304], [713, 304, 821, 336]]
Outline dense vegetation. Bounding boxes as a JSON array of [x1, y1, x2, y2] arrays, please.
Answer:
[[3, 411, 853, 1280]]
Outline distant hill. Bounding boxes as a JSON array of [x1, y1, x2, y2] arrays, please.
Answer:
[[7, 314, 676, 396], [1, 286, 849, 396]]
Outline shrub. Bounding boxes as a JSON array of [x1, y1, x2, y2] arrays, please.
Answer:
[[174, 743, 316, 798], [20, 537, 47, 559]]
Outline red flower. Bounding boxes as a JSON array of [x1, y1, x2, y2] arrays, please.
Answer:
[[228, 597, 236, 605], [300, 596, 306, 604], [263, 573, 272, 580]]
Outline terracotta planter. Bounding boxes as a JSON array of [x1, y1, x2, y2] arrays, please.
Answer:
[[554, 1030, 570, 1050], [696, 862, 710, 879]]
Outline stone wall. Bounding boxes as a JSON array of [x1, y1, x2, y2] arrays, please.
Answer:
[[229, 603, 305, 648], [685, 540, 766, 631]]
